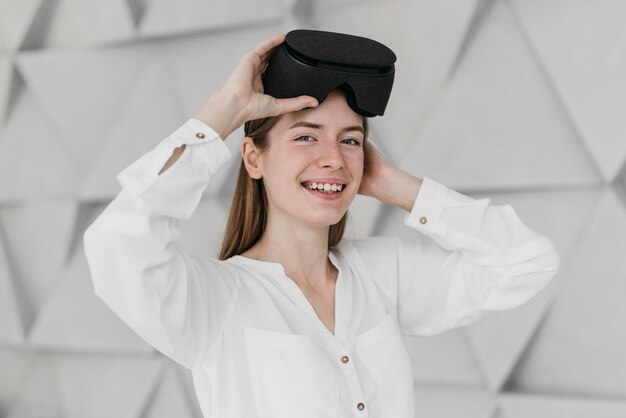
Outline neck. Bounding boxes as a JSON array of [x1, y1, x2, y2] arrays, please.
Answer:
[[244, 214, 337, 288]]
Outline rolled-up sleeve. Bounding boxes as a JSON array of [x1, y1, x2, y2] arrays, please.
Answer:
[[83, 118, 240, 370], [351, 176, 560, 336]]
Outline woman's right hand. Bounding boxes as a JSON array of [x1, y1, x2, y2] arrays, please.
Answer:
[[194, 34, 319, 140]]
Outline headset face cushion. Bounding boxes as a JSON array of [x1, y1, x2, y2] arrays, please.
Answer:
[[261, 29, 397, 117]]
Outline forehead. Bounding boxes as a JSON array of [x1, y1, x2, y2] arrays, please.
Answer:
[[274, 90, 363, 132]]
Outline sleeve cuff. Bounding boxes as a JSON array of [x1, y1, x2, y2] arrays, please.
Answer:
[[403, 176, 449, 236], [116, 118, 232, 195], [169, 118, 223, 146]]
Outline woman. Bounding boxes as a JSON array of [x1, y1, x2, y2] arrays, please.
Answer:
[[83, 33, 560, 418]]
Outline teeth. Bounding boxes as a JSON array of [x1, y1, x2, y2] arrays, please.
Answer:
[[304, 182, 345, 193]]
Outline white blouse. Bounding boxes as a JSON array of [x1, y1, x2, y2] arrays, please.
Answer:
[[83, 118, 560, 418]]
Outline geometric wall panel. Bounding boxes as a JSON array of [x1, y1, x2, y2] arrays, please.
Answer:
[[16, 46, 155, 172], [0, 87, 82, 200], [0, 0, 42, 52], [27, 248, 154, 353], [0, 200, 77, 331], [0, 233, 23, 344], [139, 0, 284, 38], [414, 384, 496, 418], [508, 186, 626, 399], [465, 185, 600, 391], [0, 347, 33, 416], [55, 354, 164, 418], [66, 202, 111, 266], [79, 53, 185, 200], [141, 364, 196, 418], [464, 279, 556, 391], [6, 354, 64, 418], [176, 367, 205, 418], [7, 353, 165, 418], [179, 199, 230, 260], [162, 24, 294, 120], [509, 0, 626, 182], [0, 55, 11, 127], [398, 0, 601, 190], [499, 393, 626, 418], [403, 330, 485, 386], [37, 0, 135, 48]]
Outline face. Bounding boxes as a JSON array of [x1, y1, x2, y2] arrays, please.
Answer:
[[244, 89, 365, 229]]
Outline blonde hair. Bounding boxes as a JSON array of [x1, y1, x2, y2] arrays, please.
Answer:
[[218, 114, 369, 260]]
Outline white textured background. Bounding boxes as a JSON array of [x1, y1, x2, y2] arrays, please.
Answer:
[[1, 0, 625, 417]]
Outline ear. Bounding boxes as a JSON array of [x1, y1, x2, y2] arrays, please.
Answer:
[[241, 137, 263, 179]]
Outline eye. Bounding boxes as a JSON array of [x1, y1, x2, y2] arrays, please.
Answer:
[[341, 137, 361, 146], [294, 135, 315, 142]]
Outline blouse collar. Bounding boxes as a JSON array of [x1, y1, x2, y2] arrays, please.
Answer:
[[226, 247, 342, 277]]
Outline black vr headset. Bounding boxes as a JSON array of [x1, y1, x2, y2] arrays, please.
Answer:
[[244, 29, 397, 135]]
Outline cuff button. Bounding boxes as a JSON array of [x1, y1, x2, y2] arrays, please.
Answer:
[[419, 216, 428, 224], [195, 132, 205, 139]]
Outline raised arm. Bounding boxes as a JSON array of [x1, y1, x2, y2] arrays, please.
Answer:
[[83, 34, 319, 370], [160, 33, 319, 173], [352, 141, 561, 335]]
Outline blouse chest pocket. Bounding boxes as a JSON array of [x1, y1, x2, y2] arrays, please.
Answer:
[[355, 311, 415, 417], [244, 327, 340, 418]]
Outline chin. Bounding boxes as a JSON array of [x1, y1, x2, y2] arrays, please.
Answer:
[[313, 212, 347, 227]]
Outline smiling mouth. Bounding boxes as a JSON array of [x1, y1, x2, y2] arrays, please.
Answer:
[[300, 182, 345, 194]]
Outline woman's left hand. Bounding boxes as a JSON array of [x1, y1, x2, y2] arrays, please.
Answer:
[[358, 140, 393, 198], [358, 139, 424, 212]]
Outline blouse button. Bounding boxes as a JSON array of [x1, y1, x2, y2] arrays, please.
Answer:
[[357, 402, 365, 411], [341, 355, 349, 363], [419, 216, 428, 224], [195, 132, 205, 139]]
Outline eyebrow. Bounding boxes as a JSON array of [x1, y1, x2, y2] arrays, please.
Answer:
[[288, 121, 364, 135]]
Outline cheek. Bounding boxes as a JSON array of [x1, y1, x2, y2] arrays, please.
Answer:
[[346, 152, 365, 179], [262, 153, 308, 188]]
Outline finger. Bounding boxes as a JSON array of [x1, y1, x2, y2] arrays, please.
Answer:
[[250, 33, 285, 63], [268, 96, 318, 116], [258, 33, 286, 58], [255, 44, 280, 74], [260, 62, 269, 75]]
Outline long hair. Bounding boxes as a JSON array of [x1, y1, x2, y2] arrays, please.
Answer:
[[218, 114, 369, 260]]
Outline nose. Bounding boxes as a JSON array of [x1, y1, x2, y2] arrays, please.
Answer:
[[318, 140, 344, 169]]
